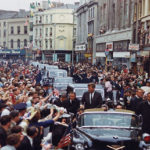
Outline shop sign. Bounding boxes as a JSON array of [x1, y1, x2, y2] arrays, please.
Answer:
[[129, 44, 139, 51], [84, 53, 92, 58], [75, 45, 86, 51], [106, 42, 113, 51]]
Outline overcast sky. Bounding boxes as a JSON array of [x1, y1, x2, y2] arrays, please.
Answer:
[[0, 0, 79, 11]]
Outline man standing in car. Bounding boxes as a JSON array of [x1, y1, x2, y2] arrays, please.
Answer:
[[82, 83, 103, 109], [136, 92, 150, 134]]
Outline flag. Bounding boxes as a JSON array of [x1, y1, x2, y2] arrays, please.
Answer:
[[56, 124, 73, 149]]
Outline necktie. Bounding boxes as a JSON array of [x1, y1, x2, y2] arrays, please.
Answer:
[[90, 93, 93, 104]]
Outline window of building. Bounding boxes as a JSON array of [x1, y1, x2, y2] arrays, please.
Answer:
[[11, 26, 14, 34], [17, 39, 20, 48], [50, 27, 52, 36], [17, 26, 20, 34], [50, 39, 52, 48], [36, 17, 38, 24], [35, 40, 37, 46], [39, 40, 42, 48], [40, 29, 42, 37], [24, 39, 27, 47], [3, 30, 6, 37], [45, 39, 48, 49], [50, 15, 52, 22], [11, 39, 13, 48], [30, 22, 33, 31], [73, 28, 76, 36], [103, 4, 106, 23], [39, 16, 42, 23], [3, 22, 6, 27], [29, 36, 33, 43], [24, 26, 27, 34], [3, 42, 6, 48], [46, 28, 48, 37]]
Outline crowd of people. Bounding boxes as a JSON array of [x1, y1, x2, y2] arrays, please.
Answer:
[[0, 59, 150, 150]]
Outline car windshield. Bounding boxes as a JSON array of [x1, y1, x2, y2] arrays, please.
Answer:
[[79, 113, 138, 128]]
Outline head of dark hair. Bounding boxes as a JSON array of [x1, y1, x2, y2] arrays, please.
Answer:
[[27, 126, 38, 137], [88, 83, 95, 89], [0, 115, 11, 125], [7, 133, 20, 146], [11, 126, 22, 134], [10, 111, 19, 119]]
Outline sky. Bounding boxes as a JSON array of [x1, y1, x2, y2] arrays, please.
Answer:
[[0, 0, 79, 11]]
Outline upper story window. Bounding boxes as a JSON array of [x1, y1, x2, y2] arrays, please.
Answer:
[[50, 39, 52, 48], [45, 39, 48, 49], [36, 17, 38, 24], [50, 15, 52, 22], [39, 16, 42, 23], [3, 22, 6, 27], [11, 27, 14, 34], [24, 26, 27, 34], [88, 7, 95, 20], [17, 39, 20, 48], [46, 28, 48, 37], [3, 30, 6, 37], [24, 39, 27, 47], [11, 39, 13, 48], [17, 26, 20, 34], [50, 27, 52, 36]]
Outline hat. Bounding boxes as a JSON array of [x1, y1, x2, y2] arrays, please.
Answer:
[[14, 103, 27, 110]]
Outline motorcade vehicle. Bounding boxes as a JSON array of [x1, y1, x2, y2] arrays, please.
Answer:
[[47, 69, 68, 78], [53, 77, 73, 93], [71, 108, 142, 150]]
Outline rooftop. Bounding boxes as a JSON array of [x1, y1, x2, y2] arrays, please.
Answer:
[[0, 9, 29, 20]]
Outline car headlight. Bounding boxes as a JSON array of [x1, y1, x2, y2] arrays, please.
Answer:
[[75, 143, 85, 150]]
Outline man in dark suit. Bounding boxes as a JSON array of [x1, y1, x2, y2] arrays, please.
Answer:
[[82, 83, 103, 109], [136, 92, 150, 134], [129, 89, 144, 112], [63, 92, 80, 115]]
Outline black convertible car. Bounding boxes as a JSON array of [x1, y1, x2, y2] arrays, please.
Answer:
[[71, 109, 142, 150]]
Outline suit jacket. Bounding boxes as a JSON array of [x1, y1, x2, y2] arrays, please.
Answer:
[[17, 136, 33, 150], [63, 98, 80, 114], [82, 91, 102, 109]]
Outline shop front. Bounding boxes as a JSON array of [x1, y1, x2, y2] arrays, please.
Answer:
[[0, 49, 26, 60]]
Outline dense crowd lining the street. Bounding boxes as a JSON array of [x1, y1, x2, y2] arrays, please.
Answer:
[[0, 59, 150, 150]]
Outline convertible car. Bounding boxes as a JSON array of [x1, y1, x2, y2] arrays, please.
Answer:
[[71, 109, 142, 150]]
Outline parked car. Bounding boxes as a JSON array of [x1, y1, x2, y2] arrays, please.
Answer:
[[67, 84, 104, 101], [71, 108, 142, 150]]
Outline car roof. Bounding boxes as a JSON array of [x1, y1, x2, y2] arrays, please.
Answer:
[[84, 108, 135, 115]]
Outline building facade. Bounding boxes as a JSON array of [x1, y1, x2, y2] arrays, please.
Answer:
[[134, 0, 150, 74], [0, 10, 29, 60], [32, 4, 77, 63], [95, 0, 135, 68]]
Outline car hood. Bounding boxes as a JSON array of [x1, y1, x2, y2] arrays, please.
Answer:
[[76, 127, 138, 142]]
